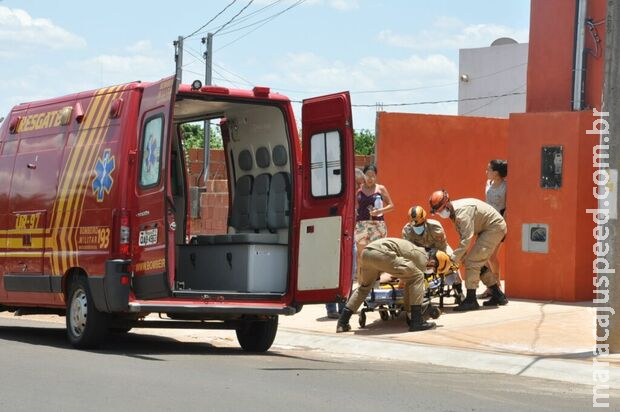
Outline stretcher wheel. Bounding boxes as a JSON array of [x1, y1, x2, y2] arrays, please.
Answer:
[[358, 311, 367, 328], [454, 292, 463, 305], [389, 309, 399, 319], [429, 306, 441, 319], [379, 311, 389, 321]]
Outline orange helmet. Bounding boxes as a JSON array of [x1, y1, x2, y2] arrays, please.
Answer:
[[408, 205, 427, 226], [429, 189, 449, 214], [431, 250, 455, 276]]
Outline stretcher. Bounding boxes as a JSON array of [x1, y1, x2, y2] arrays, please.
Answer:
[[358, 271, 462, 328]]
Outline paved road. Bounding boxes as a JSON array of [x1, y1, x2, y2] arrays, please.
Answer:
[[0, 316, 608, 412]]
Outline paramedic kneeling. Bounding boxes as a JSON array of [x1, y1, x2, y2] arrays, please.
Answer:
[[429, 189, 508, 312], [336, 237, 453, 333]]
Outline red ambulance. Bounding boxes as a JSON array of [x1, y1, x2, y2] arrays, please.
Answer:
[[0, 75, 355, 351]]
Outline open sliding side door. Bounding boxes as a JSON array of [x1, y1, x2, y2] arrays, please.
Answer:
[[294, 92, 355, 304], [132, 76, 176, 299]]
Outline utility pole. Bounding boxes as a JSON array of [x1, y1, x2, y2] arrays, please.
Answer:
[[173, 36, 184, 86], [602, 0, 620, 352], [201, 33, 214, 185]]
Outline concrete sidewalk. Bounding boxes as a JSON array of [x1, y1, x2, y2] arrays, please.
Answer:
[[275, 296, 620, 389]]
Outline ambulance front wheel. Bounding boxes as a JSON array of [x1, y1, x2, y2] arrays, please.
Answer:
[[236, 315, 278, 352], [66, 276, 109, 349]]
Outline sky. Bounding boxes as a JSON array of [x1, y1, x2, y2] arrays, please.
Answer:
[[0, 0, 530, 132]]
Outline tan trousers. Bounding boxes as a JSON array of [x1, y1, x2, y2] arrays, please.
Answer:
[[463, 229, 506, 289], [345, 247, 424, 312]]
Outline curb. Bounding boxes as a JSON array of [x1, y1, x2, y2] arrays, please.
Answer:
[[275, 327, 620, 389]]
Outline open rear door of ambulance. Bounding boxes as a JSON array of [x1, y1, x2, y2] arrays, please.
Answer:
[[132, 76, 176, 299], [295, 92, 355, 305]]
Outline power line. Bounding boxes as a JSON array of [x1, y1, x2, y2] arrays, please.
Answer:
[[289, 91, 526, 107], [265, 62, 527, 96], [183, 47, 206, 68], [213, 62, 255, 87], [216, 0, 306, 51], [201, 0, 285, 36], [184, 68, 246, 88], [469, 62, 527, 81], [183, 0, 237, 40], [211, 67, 246, 86], [461, 84, 526, 115], [212, 0, 255, 36], [217, 0, 304, 36]]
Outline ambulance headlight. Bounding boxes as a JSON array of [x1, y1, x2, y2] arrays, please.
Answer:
[[191, 80, 202, 90]]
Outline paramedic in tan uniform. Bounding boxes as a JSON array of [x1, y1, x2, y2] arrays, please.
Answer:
[[429, 190, 508, 312], [402, 205, 464, 302], [336, 237, 453, 333]]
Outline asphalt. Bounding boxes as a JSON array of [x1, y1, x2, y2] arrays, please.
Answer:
[[1, 286, 619, 389]]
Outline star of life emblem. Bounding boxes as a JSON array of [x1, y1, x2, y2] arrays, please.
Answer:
[[92, 149, 116, 202]]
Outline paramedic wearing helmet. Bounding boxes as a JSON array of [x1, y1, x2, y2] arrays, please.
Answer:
[[429, 190, 508, 312], [402, 205, 464, 303], [336, 237, 454, 333]]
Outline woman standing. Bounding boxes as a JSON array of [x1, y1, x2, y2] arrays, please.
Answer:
[[482, 159, 507, 296], [354, 165, 395, 277], [486, 159, 507, 216]]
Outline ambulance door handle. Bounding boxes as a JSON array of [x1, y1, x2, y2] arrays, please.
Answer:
[[27, 163, 36, 169]]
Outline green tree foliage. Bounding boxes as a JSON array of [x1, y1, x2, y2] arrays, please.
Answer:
[[354, 129, 375, 155], [181, 122, 223, 149]]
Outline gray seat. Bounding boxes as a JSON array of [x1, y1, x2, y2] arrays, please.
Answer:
[[229, 174, 253, 231], [250, 173, 271, 230], [267, 172, 290, 230]]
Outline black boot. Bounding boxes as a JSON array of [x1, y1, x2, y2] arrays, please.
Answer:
[[336, 307, 354, 333], [483, 284, 508, 306], [409, 305, 436, 332], [453, 289, 480, 312], [453, 283, 465, 304]]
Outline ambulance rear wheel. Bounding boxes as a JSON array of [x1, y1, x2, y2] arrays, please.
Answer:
[[66, 276, 109, 349], [236, 316, 278, 352]]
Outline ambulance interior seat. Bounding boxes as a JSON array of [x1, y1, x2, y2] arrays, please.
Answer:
[[249, 147, 271, 230], [267, 145, 290, 236], [229, 149, 254, 231], [192, 147, 281, 245]]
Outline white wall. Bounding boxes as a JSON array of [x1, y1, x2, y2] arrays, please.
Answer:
[[458, 42, 528, 118]]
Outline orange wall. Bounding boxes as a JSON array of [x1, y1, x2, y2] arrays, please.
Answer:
[[375, 112, 508, 251], [506, 111, 598, 301], [527, 0, 606, 112]]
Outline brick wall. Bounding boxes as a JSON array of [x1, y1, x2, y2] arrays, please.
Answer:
[[189, 149, 229, 234], [188, 149, 373, 235]]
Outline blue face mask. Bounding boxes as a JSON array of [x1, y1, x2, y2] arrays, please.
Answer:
[[438, 209, 451, 219], [413, 225, 425, 235]]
